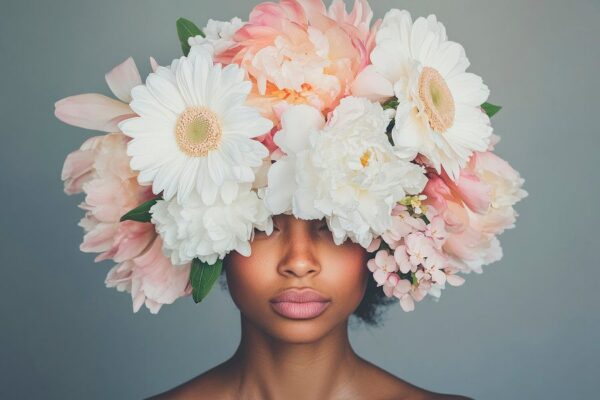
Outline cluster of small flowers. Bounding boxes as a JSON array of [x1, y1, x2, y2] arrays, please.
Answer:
[[367, 199, 462, 312], [56, 0, 526, 313]]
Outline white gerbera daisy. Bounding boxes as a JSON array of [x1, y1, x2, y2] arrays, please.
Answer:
[[151, 184, 273, 266], [120, 50, 273, 205], [352, 10, 492, 180]]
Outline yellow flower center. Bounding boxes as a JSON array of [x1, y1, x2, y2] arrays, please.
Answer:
[[272, 83, 313, 105], [175, 107, 222, 157], [418, 67, 455, 133], [360, 150, 372, 167]]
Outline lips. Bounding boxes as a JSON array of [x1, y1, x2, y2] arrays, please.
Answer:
[[270, 288, 331, 320]]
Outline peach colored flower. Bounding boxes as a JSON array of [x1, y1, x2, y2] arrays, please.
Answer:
[[63, 134, 156, 263], [106, 237, 192, 314], [423, 151, 527, 273], [218, 0, 380, 138], [61, 133, 192, 313]]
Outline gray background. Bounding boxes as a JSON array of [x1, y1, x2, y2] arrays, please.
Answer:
[[1, 0, 598, 399]]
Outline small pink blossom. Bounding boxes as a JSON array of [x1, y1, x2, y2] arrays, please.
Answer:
[[367, 249, 398, 286]]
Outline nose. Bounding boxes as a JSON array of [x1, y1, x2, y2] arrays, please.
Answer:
[[277, 218, 321, 278]]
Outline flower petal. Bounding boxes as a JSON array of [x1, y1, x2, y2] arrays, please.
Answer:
[[105, 57, 142, 103], [55, 94, 133, 132]]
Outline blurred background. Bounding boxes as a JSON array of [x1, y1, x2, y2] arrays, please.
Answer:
[[1, 0, 598, 399]]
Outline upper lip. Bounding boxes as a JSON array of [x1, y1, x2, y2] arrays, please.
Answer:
[[270, 288, 330, 303]]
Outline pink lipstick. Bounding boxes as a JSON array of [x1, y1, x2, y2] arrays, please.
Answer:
[[269, 288, 331, 320]]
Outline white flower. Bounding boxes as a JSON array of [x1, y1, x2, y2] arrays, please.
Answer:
[[265, 97, 428, 248], [352, 10, 492, 180], [189, 17, 245, 56], [120, 50, 273, 206], [263, 104, 324, 220], [151, 185, 273, 266]]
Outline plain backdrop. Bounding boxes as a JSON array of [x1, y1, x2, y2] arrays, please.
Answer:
[[1, 0, 598, 399]]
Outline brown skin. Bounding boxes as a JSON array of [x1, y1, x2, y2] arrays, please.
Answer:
[[151, 215, 471, 400]]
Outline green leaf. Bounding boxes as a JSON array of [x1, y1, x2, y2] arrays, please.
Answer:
[[176, 18, 204, 56], [481, 102, 502, 118], [382, 97, 399, 110], [119, 198, 160, 223], [190, 258, 223, 303]]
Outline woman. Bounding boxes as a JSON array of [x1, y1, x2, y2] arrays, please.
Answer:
[[55, 1, 524, 398], [153, 214, 471, 400]]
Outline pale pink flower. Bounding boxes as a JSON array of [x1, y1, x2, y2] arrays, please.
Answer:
[[54, 57, 145, 132], [219, 0, 379, 131], [423, 150, 526, 273], [63, 134, 156, 263], [382, 204, 426, 248], [424, 214, 448, 249], [61, 133, 192, 313], [106, 237, 192, 314], [367, 249, 398, 286], [393, 245, 413, 274], [469, 151, 528, 235], [405, 232, 436, 269]]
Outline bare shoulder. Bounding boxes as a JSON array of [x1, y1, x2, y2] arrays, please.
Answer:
[[356, 358, 473, 400], [147, 361, 234, 400]]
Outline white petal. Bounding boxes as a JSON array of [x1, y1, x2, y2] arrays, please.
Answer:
[[146, 71, 186, 114], [264, 157, 296, 214], [275, 105, 324, 155], [351, 65, 395, 102]]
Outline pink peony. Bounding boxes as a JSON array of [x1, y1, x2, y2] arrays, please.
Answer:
[[63, 134, 156, 263], [218, 0, 380, 142], [424, 151, 527, 273], [105, 237, 192, 314], [62, 133, 192, 313]]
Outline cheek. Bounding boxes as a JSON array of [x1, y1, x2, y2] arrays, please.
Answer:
[[224, 245, 280, 316], [318, 243, 370, 315]]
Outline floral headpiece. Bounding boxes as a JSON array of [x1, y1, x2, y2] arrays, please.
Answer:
[[56, 0, 527, 314]]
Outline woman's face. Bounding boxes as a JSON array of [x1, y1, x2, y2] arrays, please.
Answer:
[[224, 214, 369, 344]]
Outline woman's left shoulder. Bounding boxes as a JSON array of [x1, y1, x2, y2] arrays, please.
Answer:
[[356, 359, 472, 400]]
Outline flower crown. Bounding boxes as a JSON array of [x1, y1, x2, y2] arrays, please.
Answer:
[[56, 0, 527, 314]]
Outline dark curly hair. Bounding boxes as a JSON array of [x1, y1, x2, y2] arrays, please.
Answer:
[[350, 271, 396, 327]]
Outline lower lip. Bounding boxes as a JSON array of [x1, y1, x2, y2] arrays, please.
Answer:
[[270, 301, 331, 319]]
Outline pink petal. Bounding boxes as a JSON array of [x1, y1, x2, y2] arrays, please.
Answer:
[[105, 57, 142, 103], [366, 237, 381, 252], [351, 65, 394, 102], [400, 294, 415, 312], [55, 93, 134, 132], [446, 274, 466, 287], [61, 149, 96, 195]]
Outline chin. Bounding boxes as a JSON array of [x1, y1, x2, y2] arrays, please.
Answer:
[[263, 317, 341, 344]]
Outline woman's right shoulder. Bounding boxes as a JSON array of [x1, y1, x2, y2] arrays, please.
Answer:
[[147, 363, 235, 400]]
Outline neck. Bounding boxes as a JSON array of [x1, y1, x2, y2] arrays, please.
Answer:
[[226, 314, 363, 400]]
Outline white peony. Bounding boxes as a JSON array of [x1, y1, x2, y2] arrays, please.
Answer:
[[120, 49, 272, 206], [352, 10, 492, 180], [265, 97, 428, 248], [150, 185, 273, 266], [189, 17, 245, 57]]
